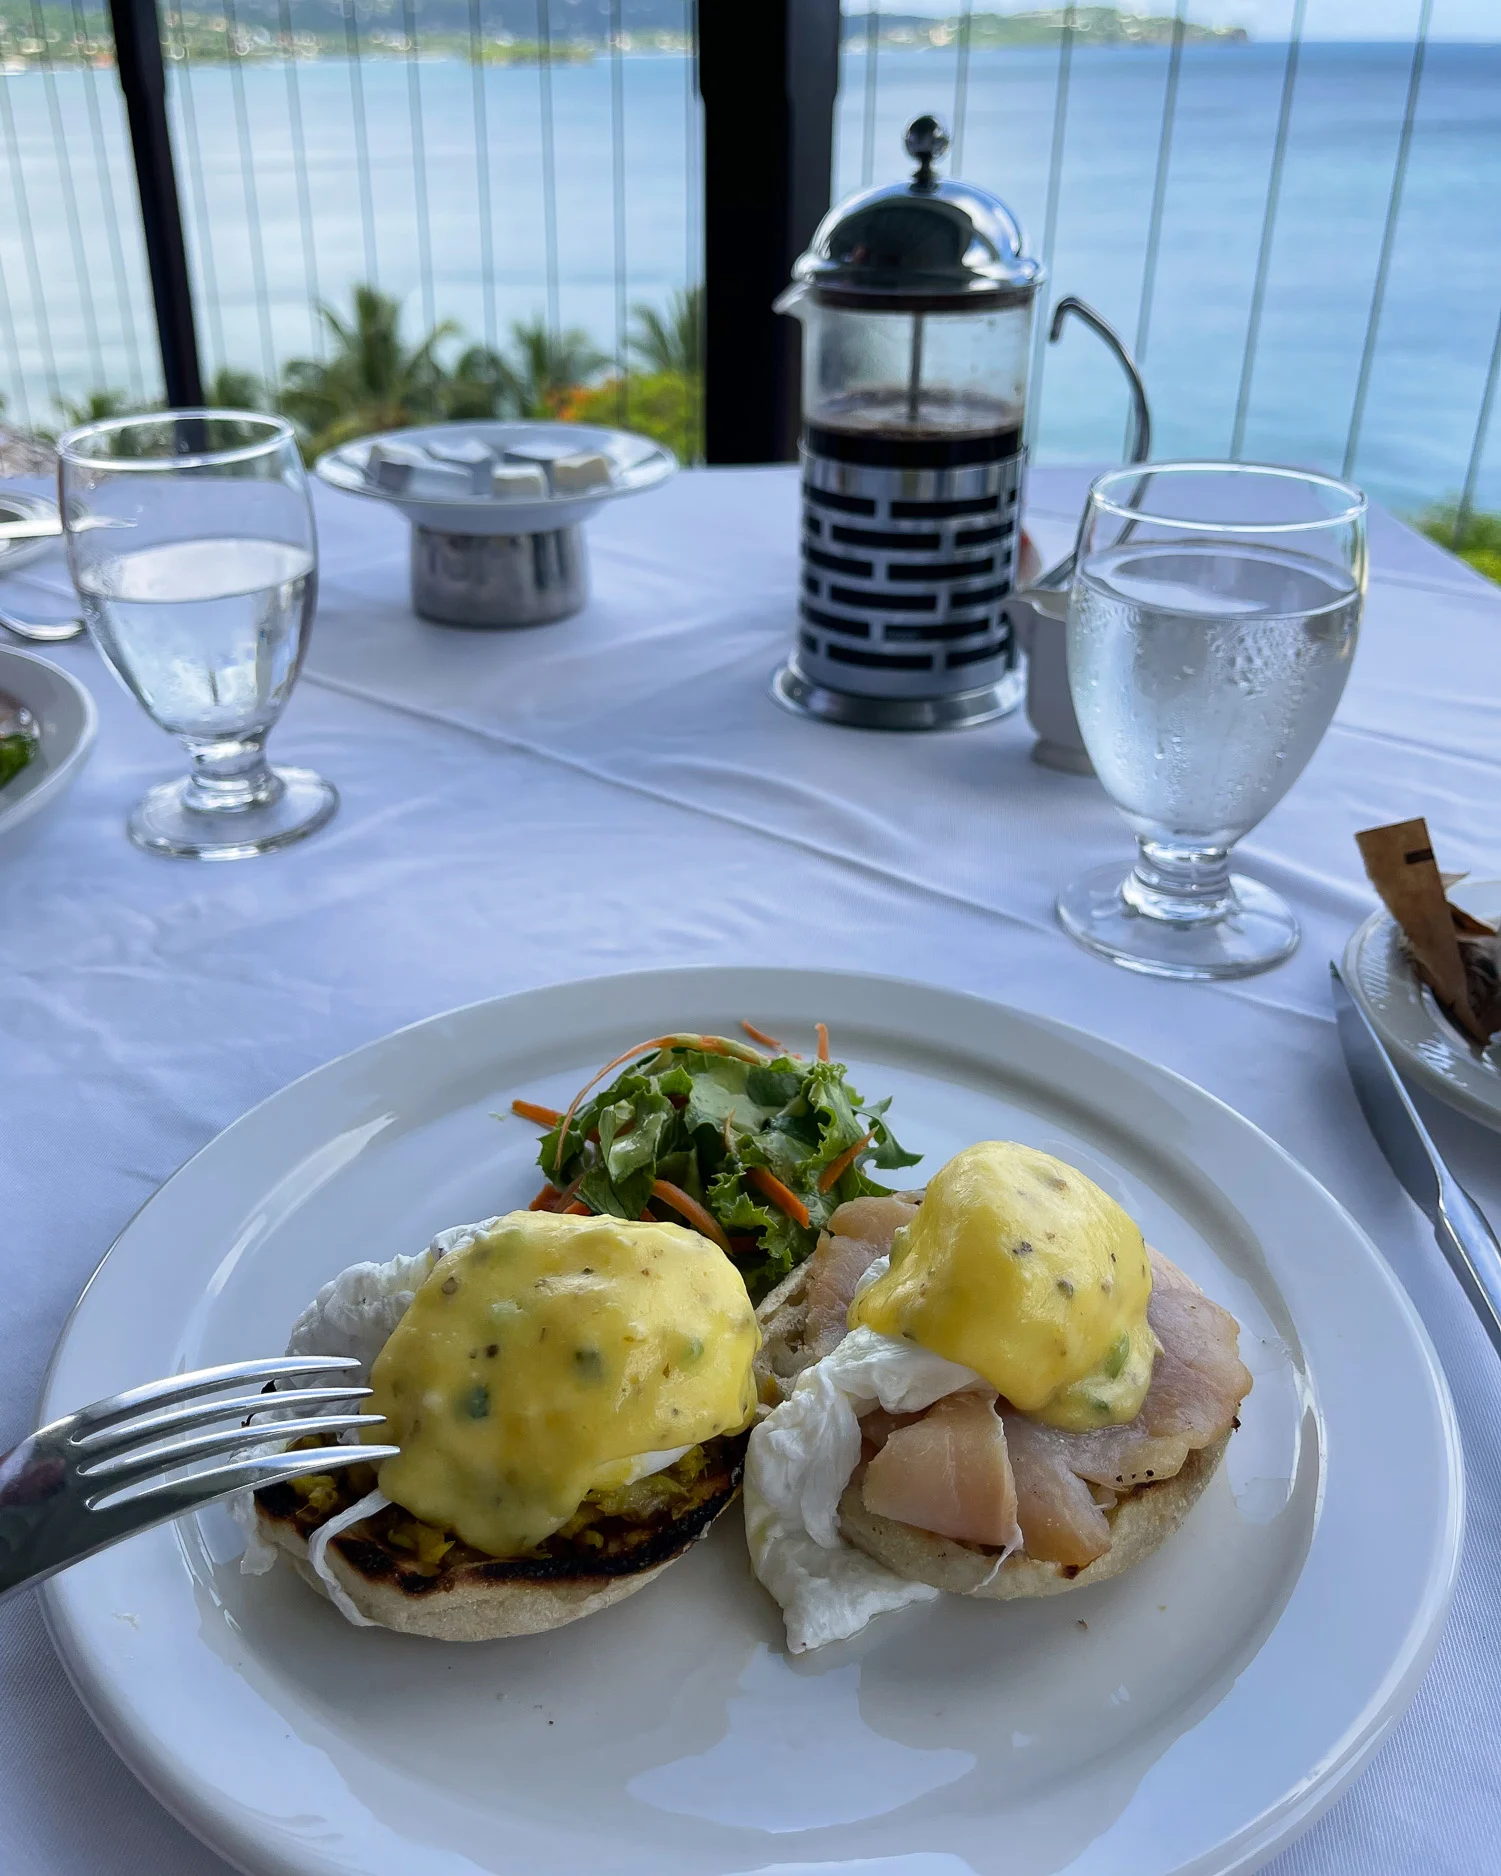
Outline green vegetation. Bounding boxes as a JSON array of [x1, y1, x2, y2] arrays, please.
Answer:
[[1417, 504, 1501, 586], [0, 3, 1242, 70], [0, 4, 685, 68], [0, 732, 35, 791], [562, 289, 704, 459], [843, 9, 1249, 49], [46, 283, 703, 464]]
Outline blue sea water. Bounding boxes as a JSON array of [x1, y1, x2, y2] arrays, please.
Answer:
[[0, 42, 1496, 513]]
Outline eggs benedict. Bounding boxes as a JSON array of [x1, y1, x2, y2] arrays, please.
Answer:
[[744, 1143, 1253, 1652], [250, 1209, 760, 1639]]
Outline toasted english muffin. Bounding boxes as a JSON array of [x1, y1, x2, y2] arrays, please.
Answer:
[[253, 1434, 747, 1641], [755, 1251, 1236, 1601]]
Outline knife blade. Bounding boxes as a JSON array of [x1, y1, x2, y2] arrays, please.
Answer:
[[1331, 960, 1501, 1357]]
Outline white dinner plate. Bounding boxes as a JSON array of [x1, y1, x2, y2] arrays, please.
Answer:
[[40, 968, 1461, 1876], [1343, 879, 1501, 1132]]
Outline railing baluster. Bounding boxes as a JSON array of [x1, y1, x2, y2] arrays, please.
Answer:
[[1133, 0, 1186, 368], [1230, 0, 1306, 461], [1342, 0, 1432, 481], [279, 0, 324, 355], [30, 0, 106, 390], [167, 17, 227, 379], [1, 33, 66, 407], [860, 3, 879, 187], [610, 0, 628, 425], [72, 0, 148, 400], [538, 0, 561, 338], [1455, 305, 1501, 550], [342, 0, 380, 288], [223, 0, 277, 388], [1024, 3, 1078, 455], [469, 0, 497, 354], [0, 192, 34, 426], [403, 0, 437, 335], [951, 0, 974, 174]]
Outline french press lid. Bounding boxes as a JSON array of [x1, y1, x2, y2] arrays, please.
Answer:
[[792, 116, 1043, 313]]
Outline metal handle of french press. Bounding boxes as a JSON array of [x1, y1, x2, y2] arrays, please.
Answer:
[[1032, 296, 1153, 595]]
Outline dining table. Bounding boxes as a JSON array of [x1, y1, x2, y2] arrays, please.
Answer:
[[1, 459, 1498, 1876]]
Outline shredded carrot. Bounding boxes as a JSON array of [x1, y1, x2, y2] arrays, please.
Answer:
[[815, 1022, 829, 1062], [747, 1165, 810, 1230], [651, 1179, 733, 1253], [528, 1183, 561, 1211], [511, 1098, 562, 1128], [562, 1199, 591, 1215], [818, 1130, 874, 1193], [551, 1032, 764, 1175], [741, 1020, 785, 1052]]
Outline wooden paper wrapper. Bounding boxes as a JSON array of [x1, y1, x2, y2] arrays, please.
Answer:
[[1356, 818, 1499, 1046]]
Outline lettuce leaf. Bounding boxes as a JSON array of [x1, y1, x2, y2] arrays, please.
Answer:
[[529, 1038, 919, 1302]]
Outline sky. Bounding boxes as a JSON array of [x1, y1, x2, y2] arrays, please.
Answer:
[[880, 1, 1501, 41]]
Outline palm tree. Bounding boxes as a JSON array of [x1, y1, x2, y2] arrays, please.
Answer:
[[58, 388, 137, 427], [497, 318, 609, 419], [206, 366, 264, 410], [278, 285, 456, 457], [627, 285, 703, 377], [441, 343, 514, 421]]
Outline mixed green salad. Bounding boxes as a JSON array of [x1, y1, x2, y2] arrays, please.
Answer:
[[512, 1027, 920, 1302], [0, 731, 34, 790]]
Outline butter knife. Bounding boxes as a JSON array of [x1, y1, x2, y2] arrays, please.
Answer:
[[1330, 960, 1501, 1355]]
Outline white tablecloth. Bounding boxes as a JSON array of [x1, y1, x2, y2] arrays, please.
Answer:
[[2, 465, 1499, 1876]]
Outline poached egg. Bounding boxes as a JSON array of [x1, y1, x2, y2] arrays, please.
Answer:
[[746, 1143, 1159, 1652]]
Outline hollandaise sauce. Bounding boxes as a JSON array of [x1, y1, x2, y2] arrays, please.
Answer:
[[367, 1211, 760, 1556], [849, 1141, 1156, 1430]]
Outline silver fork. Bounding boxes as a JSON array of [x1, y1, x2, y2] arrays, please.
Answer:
[[0, 1354, 398, 1600]]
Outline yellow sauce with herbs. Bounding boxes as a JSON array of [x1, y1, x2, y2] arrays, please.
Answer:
[[366, 1211, 759, 1556], [849, 1141, 1156, 1430]]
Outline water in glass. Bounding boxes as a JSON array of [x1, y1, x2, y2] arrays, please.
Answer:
[[1055, 461, 1366, 980], [59, 410, 336, 860], [1069, 538, 1359, 849], [78, 538, 315, 741]]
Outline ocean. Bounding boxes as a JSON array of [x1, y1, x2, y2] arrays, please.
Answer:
[[0, 40, 1496, 513]]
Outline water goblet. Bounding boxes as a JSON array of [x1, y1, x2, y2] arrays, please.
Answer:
[[58, 410, 337, 859], [1056, 462, 1366, 979]]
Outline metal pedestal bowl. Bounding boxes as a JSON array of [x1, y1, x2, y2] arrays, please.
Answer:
[[316, 421, 676, 632]]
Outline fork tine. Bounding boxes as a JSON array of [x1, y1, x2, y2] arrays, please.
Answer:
[[81, 1413, 384, 1497], [67, 1356, 363, 1433], [71, 1385, 373, 1453], [91, 1443, 403, 1521]]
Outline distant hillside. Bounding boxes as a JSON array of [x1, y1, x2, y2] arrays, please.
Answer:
[[842, 9, 1250, 47], [0, 0, 691, 67], [0, 0, 1248, 68]]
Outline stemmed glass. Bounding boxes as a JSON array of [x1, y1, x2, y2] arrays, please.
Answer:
[[58, 411, 337, 860], [1057, 463, 1366, 979]]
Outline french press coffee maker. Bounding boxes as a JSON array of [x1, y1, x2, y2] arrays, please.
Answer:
[[773, 115, 1148, 732]]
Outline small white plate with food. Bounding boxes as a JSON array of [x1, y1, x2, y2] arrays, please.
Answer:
[[0, 644, 97, 852], [39, 968, 1460, 1876], [1344, 879, 1501, 1132], [314, 420, 677, 536]]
